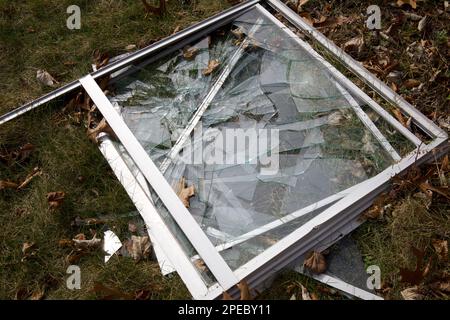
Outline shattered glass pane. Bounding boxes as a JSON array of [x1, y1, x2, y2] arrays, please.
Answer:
[[106, 7, 396, 272]]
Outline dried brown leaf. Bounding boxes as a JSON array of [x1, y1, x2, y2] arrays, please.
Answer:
[[183, 46, 199, 61], [87, 117, 117, 144], [203, 60, 220, 76], [36, 69, 59, 87], [430, 281, 450, 293], [399, 246, 431, 285], [72, 234, 102, 249], [17, 167, 42, 190], [393, 108, 408, 127], [300, 284, 312, 300], [222, 291, 233, 300], [125, 44, 137, 51], [237, 280, 252, 300], [22, 242, 36, 255], [397, 0, 417, 9], [343, 36, 364, 55], [404, 79, 421, 89], [125, 235, 151, 261], [401, 286, 424, 300], [194, 259, 207, 272], [304, 251, 327, 274], [176, 177, 195, 208], [0, 180, 19, 190], [46, 191, 65, 210], [30, 289, 45, 300], [432, 239, 448, 262]]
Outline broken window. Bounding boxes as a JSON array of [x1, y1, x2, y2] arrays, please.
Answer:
[[1, 0, 447, 300]]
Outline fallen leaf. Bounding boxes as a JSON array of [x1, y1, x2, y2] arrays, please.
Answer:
[[22, 242, 37, 261], [172, 25, 181, 34], [393, 108, 408, 127], [404, 79, 421, 89], [390, 82, 398, 92], [299, 12, 314, 26], [194, 259, 207, 271], [0, 180, 19, 190], [328, 111, 344, 126], [300, 284, 312, 300], [36, 70, 59, 87], [93, 50, 110, 70], [430, 281, 450, 293], [87, 117, 117, 144], [183, 46, 199, 61], [63, 61, 77, 67], [125, 44, 137, 51], [203, 60, 220, 76], [343, 36, 364, 55], [72, 233, 102, 249], [401, 286, 424, 300], [304, 251, 327, 274], [237, 280, 253, 300], [397, 0, 417, 9], [134, 289, 151, 300], [417, 16, 428, 32], [222, 291, 233, 300], [432, 239, 448, 262], [125, 235, 151, 261], [310, 292, 319, 300], [231, 27, 245, 40], [66, 250, 86, 264], [46, 191, 65, 210], [15, 288, 30, 300], [30, 289, 45, 300], [71, 216, 105, 227], [17, 167, 42, 190], [176, 177, 195, 208], [58, 239, 74, 248], [22, 242, 36, 255], [399, 246, 431, 285]]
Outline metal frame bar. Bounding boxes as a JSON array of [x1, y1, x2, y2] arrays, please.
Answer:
[[294, 269, 384, 300], [334, 82, 401, 161], [0, 0, 261, 126]]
